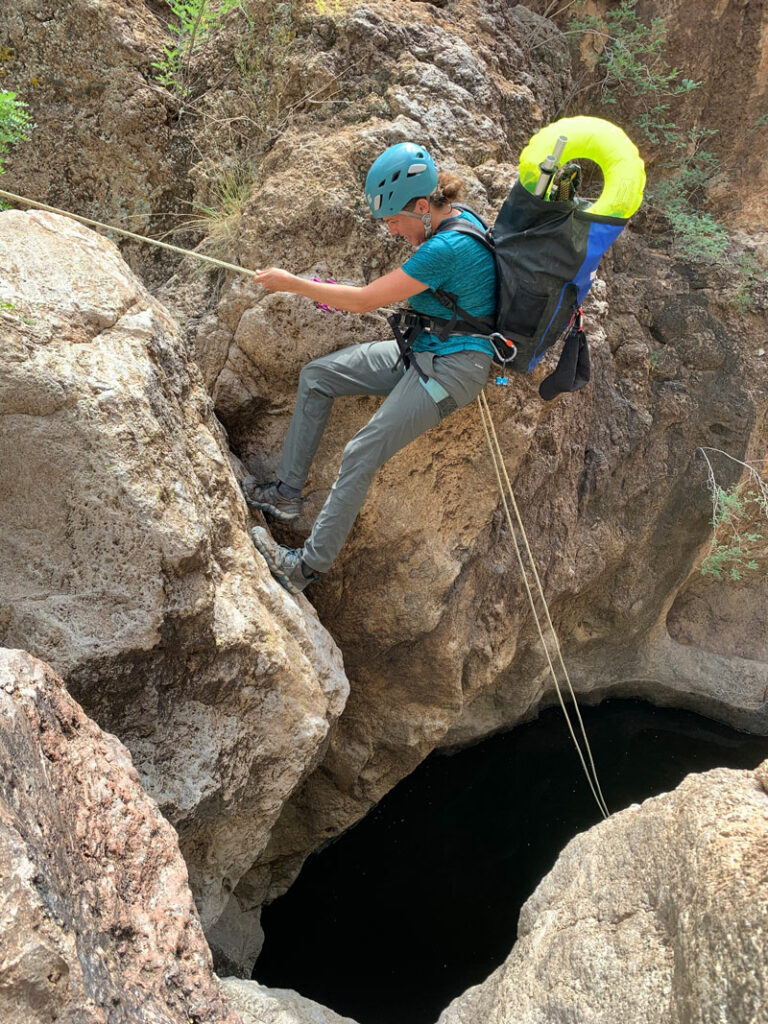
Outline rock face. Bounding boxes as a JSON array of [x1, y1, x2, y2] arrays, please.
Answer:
[[190, 1, 768, 962], [438, 758, 768, 1024], [2, 0, 767, 981], [0, 647, 241, 1024], [0, 208, 349, 966], [0, 0, 186, 283], [221, 977, 360, 1024]]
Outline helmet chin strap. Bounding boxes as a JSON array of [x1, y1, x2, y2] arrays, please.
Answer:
[[398, 209, 433, 239]]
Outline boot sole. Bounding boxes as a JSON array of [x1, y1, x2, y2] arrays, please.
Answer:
[[244, 497, 301, 522]]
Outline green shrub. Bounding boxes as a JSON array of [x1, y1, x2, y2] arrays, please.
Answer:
[[567, 0, 699, 146], [0, 89, 33, 174], [153, 0, 240, 97], [699, 449, 767, 581], [564, 1, 739, 267]]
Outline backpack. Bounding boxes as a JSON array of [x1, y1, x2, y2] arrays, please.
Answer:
[[389, 181, 631, 401]]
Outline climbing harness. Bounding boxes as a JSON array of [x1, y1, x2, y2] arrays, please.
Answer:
[[477, 390, 610, 820]]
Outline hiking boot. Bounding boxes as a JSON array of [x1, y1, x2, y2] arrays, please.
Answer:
[[242, 477, 303, 521], [250, 526, 318, 595]]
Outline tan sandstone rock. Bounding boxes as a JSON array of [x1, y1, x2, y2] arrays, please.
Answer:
[[190, 1, 768, 963], [221, 977, 360, 1024], [438, 758, 768, 1024], [0, 647, 242, 1024], [0, 208, 349, 962]]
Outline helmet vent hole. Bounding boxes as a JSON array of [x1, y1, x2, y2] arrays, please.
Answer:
[[391, 170, 401, 183], [407, 162, 427, 177]]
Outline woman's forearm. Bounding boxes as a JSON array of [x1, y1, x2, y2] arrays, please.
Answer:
[[254, 266, 426, 315], [254, 268, 371, 313]]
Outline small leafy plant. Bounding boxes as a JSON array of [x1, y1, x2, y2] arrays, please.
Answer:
[[153, 0, 240, 97], [0, 89, 33, 175], [731, 250, 768, 315], [566, 0, 700, 146], [699, 448, 767, 581]]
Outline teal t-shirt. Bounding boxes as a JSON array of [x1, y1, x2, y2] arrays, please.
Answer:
[[402, 209, 497, 357]]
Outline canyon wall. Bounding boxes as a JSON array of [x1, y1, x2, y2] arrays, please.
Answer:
[[1, 0, 766, 988]]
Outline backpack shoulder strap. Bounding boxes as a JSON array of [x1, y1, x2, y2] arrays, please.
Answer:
[[428, 208, 496, 331], [433, 205, 495, 256]]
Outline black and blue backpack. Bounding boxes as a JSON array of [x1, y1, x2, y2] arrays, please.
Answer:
[[389, 117, 646, 400]]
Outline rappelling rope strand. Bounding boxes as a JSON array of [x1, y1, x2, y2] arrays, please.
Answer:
[[477, 393, 608, 819], [477, 392, 609, 819], [0, 188, 256, 278], [478, 392, 609, 818]]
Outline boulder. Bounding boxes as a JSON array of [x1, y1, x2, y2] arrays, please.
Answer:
[[0, 208, 349, 965], [221, 977, 360, 1024], [0, 647, 241, 1024], [438, 757, 768, 1024]]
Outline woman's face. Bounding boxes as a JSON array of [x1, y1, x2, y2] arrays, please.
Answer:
[[382, 199, 429, 247]]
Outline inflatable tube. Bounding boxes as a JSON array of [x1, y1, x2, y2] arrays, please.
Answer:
[[518, 116, 646, 219]]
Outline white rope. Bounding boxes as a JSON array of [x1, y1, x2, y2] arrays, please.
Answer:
[[0, 188, 256, 277], [2, 187, 608, 815], [477, 391, 609, 819]]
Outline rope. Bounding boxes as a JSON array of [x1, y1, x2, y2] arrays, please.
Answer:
[[477, 391, 610, 819], [0, 188, 256, 278], [1, 187, 608, 814]]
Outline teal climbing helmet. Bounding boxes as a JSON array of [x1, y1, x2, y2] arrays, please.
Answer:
[[365, 142, 438, 218]]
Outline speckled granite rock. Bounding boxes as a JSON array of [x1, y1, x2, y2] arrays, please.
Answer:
[[0, 647, 242, 1024]]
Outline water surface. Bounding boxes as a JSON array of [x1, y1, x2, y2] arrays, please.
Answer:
[[255, 700, 768, 1024]]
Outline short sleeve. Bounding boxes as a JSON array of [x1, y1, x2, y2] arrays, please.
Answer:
[[401, 236, 454, 291]]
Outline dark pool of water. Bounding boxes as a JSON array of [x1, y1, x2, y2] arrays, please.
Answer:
[[253, 700, 768, 1024]]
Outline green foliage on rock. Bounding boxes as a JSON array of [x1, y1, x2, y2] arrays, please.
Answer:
[[563, 1, 737, 269], [0, 90, 33, 175], [153, 0, 240, 97], [567, 0, 700, 147], [699, 450, 767, 582]]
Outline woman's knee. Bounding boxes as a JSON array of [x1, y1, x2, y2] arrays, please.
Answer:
[[298, 358, 331, 396], [338, 429, 385, 484]]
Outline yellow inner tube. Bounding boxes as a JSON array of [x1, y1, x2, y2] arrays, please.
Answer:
[[518, 115, 646, 219]]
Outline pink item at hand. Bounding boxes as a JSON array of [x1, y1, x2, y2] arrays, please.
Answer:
[[312, 277, 343, 313]]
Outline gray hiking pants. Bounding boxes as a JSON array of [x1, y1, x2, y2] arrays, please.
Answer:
[[277, 339, 491, 573]]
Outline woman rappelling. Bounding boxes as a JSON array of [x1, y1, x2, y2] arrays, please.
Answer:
[[243, 141, 497, 595]]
